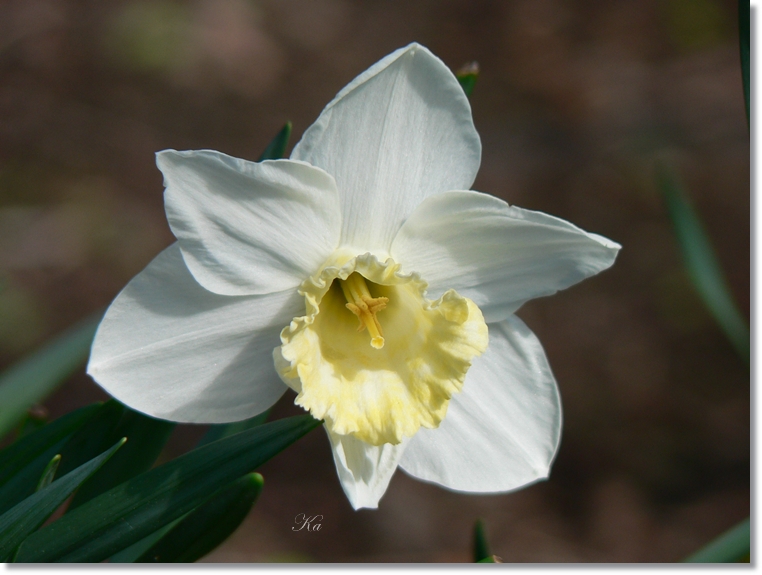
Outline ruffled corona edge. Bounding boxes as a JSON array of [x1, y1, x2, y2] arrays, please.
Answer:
[[274, 252, 489, 445]]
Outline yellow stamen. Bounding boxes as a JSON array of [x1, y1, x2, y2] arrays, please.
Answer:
[[339, 272, 389, 349]]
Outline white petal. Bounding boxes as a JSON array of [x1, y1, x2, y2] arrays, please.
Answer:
[[291, 43, 481, 253], [87, 243, 301, 423], [399, 316, 561, 493], [391, 190, 620, 323], [326, 429, 407, 510], [159, 151, 342, 296]]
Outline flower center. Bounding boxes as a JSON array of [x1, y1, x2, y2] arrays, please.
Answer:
[[339, 272, 389, 349], [274, 253, 489, 446]]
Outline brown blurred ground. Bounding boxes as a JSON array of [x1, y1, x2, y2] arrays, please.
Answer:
[[0, 0, 749, 563]]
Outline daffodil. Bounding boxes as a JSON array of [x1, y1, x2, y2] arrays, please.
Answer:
[[88, 43, 620, 510]]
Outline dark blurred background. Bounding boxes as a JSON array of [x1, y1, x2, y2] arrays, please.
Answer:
[[0, 0, 749, 562]]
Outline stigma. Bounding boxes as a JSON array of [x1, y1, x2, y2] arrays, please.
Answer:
[[339, 272, 389, 349]]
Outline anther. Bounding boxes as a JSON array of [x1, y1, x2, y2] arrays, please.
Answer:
[[339, 273, 388, 349]]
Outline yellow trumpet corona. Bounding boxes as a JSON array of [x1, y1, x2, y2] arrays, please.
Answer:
[[275, 253, 489, 446]]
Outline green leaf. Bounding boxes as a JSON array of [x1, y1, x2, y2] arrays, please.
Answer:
[[656, 163, 750, 365], [738, 0, 749, 126], [0, 439, 125, 562], [107, 517, 185, 563], [257, 122, 292, 161], [0, 404, 98, 485], [35, 455, 61, 492], [15, 415, 320, 563], [456, 62, 479, 98], [473, 519, 490, 562], [684, 517, 750, 563], [197, 410, 269, 448], [0, 404, 100, 515], [0, 311, 102, 439], [67, 407, 175, 510], [136, 472, 264, 562], [55, 400, 126, 478]]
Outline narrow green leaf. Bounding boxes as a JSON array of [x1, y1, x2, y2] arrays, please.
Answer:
[[0, 439, 125, 562], [739, 0, 749, 126], [107, 517, 185, 563], [68, 408, 175, 510], [257, 122, 292, 161], [656, 164, 750, 364], [0, 404, 98, 486], [0, 311, 102, 439], [136, 472, 264, 563], [0, 404, 100, 515], [477, 556, 500, 563], [684, 517, 750, 563], [55, 400, 125, 478], [15, 415, 320, 563], [35, 455, 61, 492], [473, 519, 490, 562], [456, 62, 479, 98], [197, 410, 269, 448]]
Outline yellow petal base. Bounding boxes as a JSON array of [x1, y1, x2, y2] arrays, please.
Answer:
[[274, 252, 488, 446]]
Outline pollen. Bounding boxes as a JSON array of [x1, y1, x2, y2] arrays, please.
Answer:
[[339, 272, 389, 349]]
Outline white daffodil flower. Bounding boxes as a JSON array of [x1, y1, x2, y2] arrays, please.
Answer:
[[87, 43, 620, 510]]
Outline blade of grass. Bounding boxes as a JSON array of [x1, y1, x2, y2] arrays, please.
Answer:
[[136, 473, 264, 562], [55, 400, 125, 478], [0, 439, 124, 562], [107, 517, 185, 563], [739, 0, 749, 126], [683, 517, 750, 563], [473, 519, 490, 562], [197, 410, 269, 448], [35, 455, 61, 492], [0, 404, 100, 515], [67, 407, 175, 510], [15, 415, 320, 563], [0, 311, 102, 439], [0, 404, 99, 486], [107, 418, 253, 562], [656, 163, 750, 365], [258, 122, 292, 161]]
